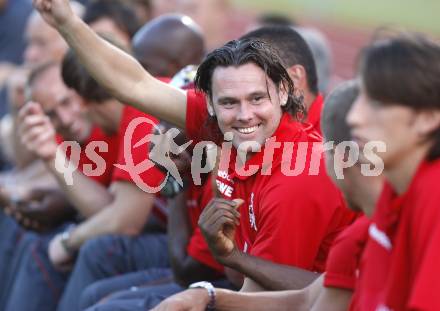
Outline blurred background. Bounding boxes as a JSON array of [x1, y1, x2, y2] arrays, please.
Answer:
[[232, 0, 440, 86]]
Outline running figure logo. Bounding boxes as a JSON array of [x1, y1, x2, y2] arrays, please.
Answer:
[[115, 117, 192, 193]]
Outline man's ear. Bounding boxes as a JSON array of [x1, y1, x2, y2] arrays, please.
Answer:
[[278, 84, 288, 107], [287, 65, 307, 90], [416, 110, 440, 137], [206, 96, 215, 117]]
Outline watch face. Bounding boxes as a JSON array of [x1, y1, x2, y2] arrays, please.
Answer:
[[189, 281, 208, 288]]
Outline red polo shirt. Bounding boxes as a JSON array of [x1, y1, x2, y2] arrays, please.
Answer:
[[351, 159, 440, 311], [186, 89, 355, 272], [111, 106, 164, 187], [112, 106, 167, 223], [324, 215, 370, 290], [56, 126, 119, 186], [305, 94, 324, 135]]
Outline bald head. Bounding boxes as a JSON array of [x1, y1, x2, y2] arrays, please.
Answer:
[[321, 80, 359, 144], [132, 14, 205, 77]]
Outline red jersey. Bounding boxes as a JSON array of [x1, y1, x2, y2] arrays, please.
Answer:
[[111, 105, 164, 187], [185, 90, 355, 272], [112, 106, 167, 223], [305, 94, 324, 135], [186, 178, 224, 273], [324, 215, 370, 290], [351, 160, 440, 311], [56, 126, 119, 186]]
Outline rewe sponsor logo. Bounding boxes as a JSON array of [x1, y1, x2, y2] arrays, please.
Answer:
[[215, 179, 233, 198]]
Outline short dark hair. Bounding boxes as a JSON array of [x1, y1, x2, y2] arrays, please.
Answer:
[[195, 39, 304, 117], [321, 80, 359, 144], [84, 0, 141, 39], [360, 34, 440, 160], [257, 13, 296, 27], [61, 49, 112, 102], [241, 26, 319, 95]]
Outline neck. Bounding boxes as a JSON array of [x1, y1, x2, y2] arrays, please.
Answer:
[[103, 99, 124, 133], [359, 176, 384, 217], [303, 90, 317, 112], [385, 144, 430, 194], [77, 121, 93, 145]]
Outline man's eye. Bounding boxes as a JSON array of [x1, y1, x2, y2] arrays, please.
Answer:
[[252, 96, 264, 103], [221, 101, 235, 107]]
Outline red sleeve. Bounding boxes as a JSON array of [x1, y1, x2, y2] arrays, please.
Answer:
[[112, 106, 165, 189], [79, 127, 119, 186], [404, 189, 440, 311], [56, 127, 119, 187], [409, 222, 440, 311], [324, 216, 370, 290], [185, 89, 223, 144], [305, 94, 324, 135], [250, 169, 355, 272], [186, 89, 208, 142]]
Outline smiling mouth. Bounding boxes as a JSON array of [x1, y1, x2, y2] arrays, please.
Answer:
[[234, 124, 261, 134]]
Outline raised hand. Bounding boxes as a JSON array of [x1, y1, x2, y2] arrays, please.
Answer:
[[198, 197, 244, 264], [18, 102, 58, 161], [32, 0, 75, 29]]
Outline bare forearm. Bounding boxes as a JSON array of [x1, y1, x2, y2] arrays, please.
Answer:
[[68, 185, 154, 250], [227, 252, 319, 291], [58, 17, 148, 107], [214, 289, 308, 311], [215, 276, 327, 311], [68, 205, 135, 250], [45, 153, 113, 218], [57, 17, 187, 128]]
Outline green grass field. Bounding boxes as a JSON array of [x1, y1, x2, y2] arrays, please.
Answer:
[[233, 0, 440, 35]]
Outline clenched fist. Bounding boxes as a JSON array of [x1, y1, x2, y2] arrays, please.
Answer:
[[18, 102, 58, 161], [33, 0, 76, 29], [198, 197, 244, 264]]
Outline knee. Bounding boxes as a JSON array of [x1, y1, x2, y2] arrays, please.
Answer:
[[80, 282, 103, 310]]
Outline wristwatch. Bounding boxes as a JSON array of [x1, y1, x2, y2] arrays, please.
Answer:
[[189, 281, 216, 310], [60, 225, 76, 256]]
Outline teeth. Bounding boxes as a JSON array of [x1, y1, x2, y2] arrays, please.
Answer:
[[237, 126, 258, 134]]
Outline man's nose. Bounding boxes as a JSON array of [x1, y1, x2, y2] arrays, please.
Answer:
[[57, 108, 73, 127], [236, 102, 253, 122], [346, 96, 364, 129]]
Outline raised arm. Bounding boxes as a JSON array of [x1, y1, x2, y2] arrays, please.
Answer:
[[33, 0, 187, 129], [18, 102, 113, 217]]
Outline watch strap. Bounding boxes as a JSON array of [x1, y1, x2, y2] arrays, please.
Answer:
[[189, 281, 216, 310]]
